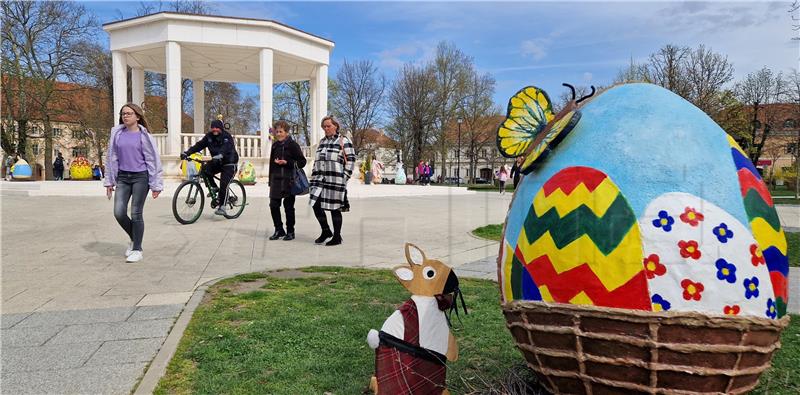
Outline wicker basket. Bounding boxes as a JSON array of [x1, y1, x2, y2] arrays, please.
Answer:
[[502, 301, 791, 395]]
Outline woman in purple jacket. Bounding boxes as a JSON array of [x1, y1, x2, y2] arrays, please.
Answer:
[[104, 103, 164, 263]]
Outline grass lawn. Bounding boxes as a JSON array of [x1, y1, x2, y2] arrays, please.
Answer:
[[474, 224, 799, 268], [153, 267, 797, 394], [472, 224, 504, 241], [770, 188, 800, 197], [788, 232, 800, 268], [467, 184, 518, 192], [154, 268, 540, 394]]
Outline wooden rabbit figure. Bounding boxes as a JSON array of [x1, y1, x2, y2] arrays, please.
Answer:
[[367, 243, 462, 395]]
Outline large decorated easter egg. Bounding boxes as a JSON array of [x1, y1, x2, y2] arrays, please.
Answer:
[[497, 83, 790, 394], [238, 161, 256, 184], [69, 157, 92, 180], [11, 158, 32, 180]]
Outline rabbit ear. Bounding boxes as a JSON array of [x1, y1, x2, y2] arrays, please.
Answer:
[[394, 266, 414, 281], [405, 243, 426, 266]]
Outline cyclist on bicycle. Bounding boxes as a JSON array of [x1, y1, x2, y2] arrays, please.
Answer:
[[180, 119, 239, 216]]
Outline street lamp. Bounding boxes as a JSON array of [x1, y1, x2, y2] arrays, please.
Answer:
[[456, 117, 463, 187]]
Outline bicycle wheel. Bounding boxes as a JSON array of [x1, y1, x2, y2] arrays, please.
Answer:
[[223, 179, 246, 219], [172, 180, 205, 224]]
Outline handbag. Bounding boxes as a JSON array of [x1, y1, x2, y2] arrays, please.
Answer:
[[290, 162, 309, 196]]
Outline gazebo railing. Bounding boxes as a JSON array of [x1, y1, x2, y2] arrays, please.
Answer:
[[151, 133, 311, 159]]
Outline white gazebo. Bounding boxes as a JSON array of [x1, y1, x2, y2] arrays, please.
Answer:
[[103, 12, 334, 176]]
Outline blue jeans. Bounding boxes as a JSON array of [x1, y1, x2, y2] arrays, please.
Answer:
[[113, 171, 149, 251]]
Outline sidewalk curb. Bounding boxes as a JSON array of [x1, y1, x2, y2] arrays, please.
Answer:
[[132, 278, 219, 395]]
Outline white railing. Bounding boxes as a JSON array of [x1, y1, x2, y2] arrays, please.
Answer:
[[152, 133, 311, 160], [152, 134, 168, 155]]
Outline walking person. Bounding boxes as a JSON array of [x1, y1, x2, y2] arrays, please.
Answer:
[[53, 152, 65, 180], [181, 119, 239, 216], [510, 157, 523, 188], [309, 115, 356, 246], [268, 120, 307, 241], [5, 153, 15, 181], [104, 103, 163, 263], [497, 164, 509, 195], [424, 161, 432, 185]]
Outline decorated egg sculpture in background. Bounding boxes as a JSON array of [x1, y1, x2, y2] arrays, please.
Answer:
[[11, 158, 33, 180], [497, 83, 789, 394], [238, 161, 256, 184], [69, 156, 93, 180]]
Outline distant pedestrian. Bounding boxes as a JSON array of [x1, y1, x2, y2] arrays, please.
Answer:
[[53, 152, 65, 180], [5, 153, 15, 181], [424, 161, 432, 185], [268, 120, 307, 241], [104, 103, 164, 263], [511, 157, 523, 188], [92, 164, 103, 180], [371, 154, 384, 184], [497, 164, 509, 195]]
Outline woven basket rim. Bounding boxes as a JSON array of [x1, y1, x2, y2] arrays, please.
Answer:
[[503, 300, 791, 329]]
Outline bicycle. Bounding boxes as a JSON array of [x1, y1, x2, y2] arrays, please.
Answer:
[[172, 157, 247, 224]]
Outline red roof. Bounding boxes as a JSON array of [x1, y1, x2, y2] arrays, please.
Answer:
[[2, 76, 193, 132]]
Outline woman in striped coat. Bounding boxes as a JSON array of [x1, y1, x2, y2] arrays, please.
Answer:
[[309, 115, 356, 246]]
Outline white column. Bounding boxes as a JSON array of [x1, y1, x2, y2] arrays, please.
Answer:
[[131, 67, 145, 109], [313, 64, 328, 145], [259, 48, 274, 163], [111, 51, 127, 125], [309, 76, 319, 146], [166, 41, 182, 155], [193, 79, 205, 135]]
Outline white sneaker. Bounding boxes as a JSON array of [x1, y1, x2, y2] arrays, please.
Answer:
[[126, 250, 143, 263], [125, 242, 133, 257]]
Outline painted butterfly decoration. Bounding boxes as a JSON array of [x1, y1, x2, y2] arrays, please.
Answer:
[[496, 83, 594, 174]]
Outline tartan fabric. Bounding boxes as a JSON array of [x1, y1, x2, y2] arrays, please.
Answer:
[[309, 133, 356, 211], [401, 299, 419, 344], [375, 299, 447, 394]]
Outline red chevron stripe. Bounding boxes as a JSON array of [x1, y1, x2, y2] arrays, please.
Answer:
[[522, 251, 651, 310], [542, 166, 607, 196], [770, 272, 788, 300], [737, 168, 773, 206]]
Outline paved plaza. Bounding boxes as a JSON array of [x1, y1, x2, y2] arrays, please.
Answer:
[[1, 180, 798, 394]]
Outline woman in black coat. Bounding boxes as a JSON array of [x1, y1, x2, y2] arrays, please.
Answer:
[[268, 120, 307, 241]]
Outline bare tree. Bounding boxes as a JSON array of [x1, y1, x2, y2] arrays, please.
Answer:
[[2, 1, 98, 179], [274, 81, 311, 145], [734, 67, 786, 165], [647, 44, 691, 98], [786, 69, 800, 197], [69, 42, 115, 166], [613, 57, 650, 84], [685, 45, 735, 115], [614, 45, 733, 116], [331, 59, 386, 154], [459, 72, 498, 183], [430, 42, 472, 179], [203, 81, 258, 134], [387, 63, 438, 173]]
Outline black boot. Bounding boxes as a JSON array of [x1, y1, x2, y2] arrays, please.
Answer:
[[269, 228, 286, 240], [283, 231, 295, 241], [314, 229, 333, 244], [325, 235, 342, 246]]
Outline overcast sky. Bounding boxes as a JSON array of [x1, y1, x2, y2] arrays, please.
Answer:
[[87, 1, 798, 107]]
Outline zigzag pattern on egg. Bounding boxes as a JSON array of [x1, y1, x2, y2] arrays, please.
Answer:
[[727, 135, 789, 317], [503, 166, 651, 310]]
